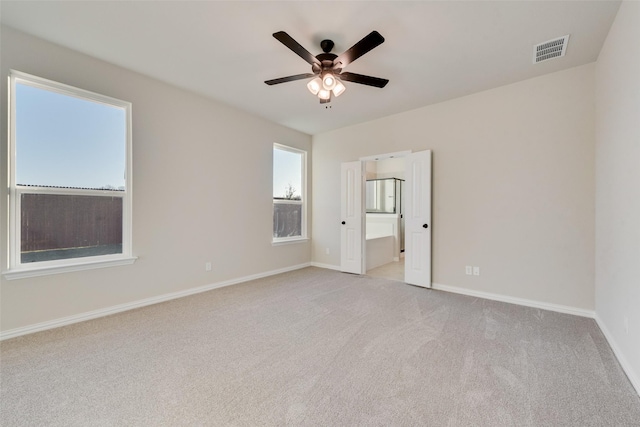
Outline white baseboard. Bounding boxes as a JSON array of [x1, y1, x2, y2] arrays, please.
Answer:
[[310, 262, 341, 271], [594, 314, 640, 396], [0, 262, 312, 341], [431, 282, 595, 318]]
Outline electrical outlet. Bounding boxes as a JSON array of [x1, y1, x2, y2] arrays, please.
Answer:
[[465, 266, 473, 275], [205, 262, 212, 272], [473, 266, 480, 276], [325, 248, 330, 255]]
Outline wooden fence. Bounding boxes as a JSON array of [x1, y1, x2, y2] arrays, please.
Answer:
[[21, 193, 122, 252], [273, 201, 302, 238]]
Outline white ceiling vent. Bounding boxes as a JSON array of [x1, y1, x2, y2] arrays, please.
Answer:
[[533, 35, 570, 64]]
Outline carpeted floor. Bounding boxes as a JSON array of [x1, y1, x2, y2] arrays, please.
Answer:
[[1, 267, 639, 426]]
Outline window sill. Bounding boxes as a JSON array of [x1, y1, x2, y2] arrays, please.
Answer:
[[2, 256, 138, 280], [272, 237, 309, 246]]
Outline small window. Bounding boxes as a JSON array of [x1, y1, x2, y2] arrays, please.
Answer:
[[5, 71, 135, 279], [273, 144, 306, 242]]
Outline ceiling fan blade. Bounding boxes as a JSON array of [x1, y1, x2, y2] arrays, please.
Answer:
[[339, 72, 389, 88], [265, 73, 316, 86], [333, 31, 385, 68], [273, 31, 321, 66]]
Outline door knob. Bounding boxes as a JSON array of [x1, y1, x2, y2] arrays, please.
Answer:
[[423, 224, 428, 228], [341, 221, 346, 225]]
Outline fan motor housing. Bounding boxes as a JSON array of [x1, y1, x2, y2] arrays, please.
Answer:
[[316, 53, 337, 63]]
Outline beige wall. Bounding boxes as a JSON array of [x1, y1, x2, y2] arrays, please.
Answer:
[[372, 158, 405, 180], [312, 64, 596, 310], [0, 27, 312, 332], [595, 1, 640, 391]]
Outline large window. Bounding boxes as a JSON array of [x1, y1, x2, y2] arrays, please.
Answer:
[[5, 71, 134, 279], [273, 144, 306, 243]]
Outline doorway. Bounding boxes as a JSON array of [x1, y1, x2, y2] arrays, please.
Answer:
[[364, 157, 406, 282]]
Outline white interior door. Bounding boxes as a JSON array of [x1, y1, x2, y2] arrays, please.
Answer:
[[341, 161, 364, 274], [404, 150, 432, 288]]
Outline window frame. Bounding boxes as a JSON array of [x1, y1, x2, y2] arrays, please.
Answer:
[[272, 143, 307, 244], [4, 70, 135, 280]]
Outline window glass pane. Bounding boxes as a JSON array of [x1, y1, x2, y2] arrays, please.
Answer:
[[273, 202, 302, 238], [15, 83, 126, 189], [273, 148, 302, 200], [273, 146, 304, 240], [21, 193, 123, 263]]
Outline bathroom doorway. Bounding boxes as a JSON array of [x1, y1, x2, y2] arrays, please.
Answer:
[[364, 156, 406, 282]]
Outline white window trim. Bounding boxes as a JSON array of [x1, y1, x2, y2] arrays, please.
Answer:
[[3, 70, 136, 280], [272, 143, 307, 244]]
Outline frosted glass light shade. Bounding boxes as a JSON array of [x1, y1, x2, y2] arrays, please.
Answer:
[[318, 89, 331, 100], [307, 77, 322, 95], [322, 73, 336, 90], [332, 80, 346, 97]]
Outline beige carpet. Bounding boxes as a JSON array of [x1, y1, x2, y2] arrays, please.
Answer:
[[1, 267, 639, 426]]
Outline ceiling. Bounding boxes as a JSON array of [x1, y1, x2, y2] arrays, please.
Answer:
[[0, 1, 621, 135]]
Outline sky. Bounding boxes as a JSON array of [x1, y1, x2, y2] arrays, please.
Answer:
[[15, 82, 126, 190], [17, 81, 301, 196], [273, 148, 302, 199]]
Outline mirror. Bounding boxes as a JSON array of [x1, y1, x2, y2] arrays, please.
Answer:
[[366, 178, 399, 213]]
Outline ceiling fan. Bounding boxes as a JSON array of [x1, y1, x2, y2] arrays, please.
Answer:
[[265, 31, 389, 104]]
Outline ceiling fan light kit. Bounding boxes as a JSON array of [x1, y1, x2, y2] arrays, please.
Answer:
[[308, 70, 345, 100], [265, 30, 389, 104]]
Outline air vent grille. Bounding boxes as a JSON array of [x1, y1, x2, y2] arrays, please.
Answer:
[[534, 35, 570, 64]]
